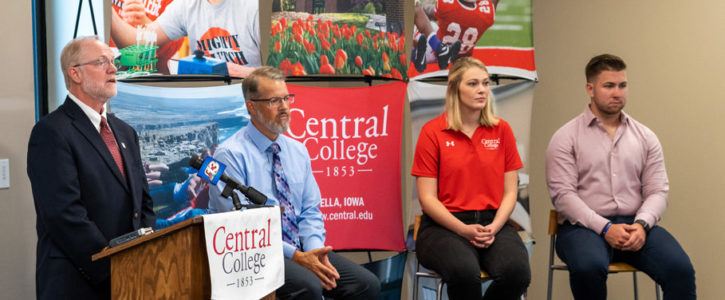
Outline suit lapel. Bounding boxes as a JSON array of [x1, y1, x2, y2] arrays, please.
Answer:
[[60, 98, 130, 193]]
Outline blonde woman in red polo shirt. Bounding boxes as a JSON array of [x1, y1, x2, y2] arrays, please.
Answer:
[[412, 56, 530, 299]]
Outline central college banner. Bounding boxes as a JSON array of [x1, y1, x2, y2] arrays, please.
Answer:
[[286, 82, 407, 251]]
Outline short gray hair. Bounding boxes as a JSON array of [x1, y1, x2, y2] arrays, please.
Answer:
[[60, 36, 100, 88], [242, 66, 285, 100]]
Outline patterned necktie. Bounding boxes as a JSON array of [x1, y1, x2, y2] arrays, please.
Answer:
[[267, 143, 300, 249], [100, 116, 126, 180]]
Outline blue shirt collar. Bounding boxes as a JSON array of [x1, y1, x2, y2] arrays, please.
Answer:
[[246, 121, 280, 154]]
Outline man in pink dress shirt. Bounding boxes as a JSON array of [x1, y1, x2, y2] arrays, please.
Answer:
[[546, 54, 695, 300]]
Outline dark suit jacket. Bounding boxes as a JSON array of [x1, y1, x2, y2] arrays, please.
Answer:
[[27, 97, 155, 299]]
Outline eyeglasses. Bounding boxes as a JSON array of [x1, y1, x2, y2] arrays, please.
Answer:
[[250, 94, 295, 107], [73, 56, 113, 68]]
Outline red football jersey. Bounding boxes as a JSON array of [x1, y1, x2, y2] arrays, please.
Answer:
[[435, 0, 495, 55]]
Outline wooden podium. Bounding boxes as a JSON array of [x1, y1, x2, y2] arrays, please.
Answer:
[[93, 217, 274, 300]]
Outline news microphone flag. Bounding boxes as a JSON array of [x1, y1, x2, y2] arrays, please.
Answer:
[[196, 156, 226, 185]]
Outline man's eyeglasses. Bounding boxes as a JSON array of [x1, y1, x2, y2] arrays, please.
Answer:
[[250, 94, 295, 107], [73, 56, 113, 69]]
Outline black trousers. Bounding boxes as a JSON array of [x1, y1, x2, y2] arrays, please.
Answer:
[[276, 251, 380, 299], [416, 211, 530, 300]]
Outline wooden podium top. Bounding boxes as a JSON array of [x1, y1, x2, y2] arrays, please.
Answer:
[[92, 216, 204, 261]]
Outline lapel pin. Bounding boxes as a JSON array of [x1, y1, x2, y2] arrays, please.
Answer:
[[121, 142, 126, 149]]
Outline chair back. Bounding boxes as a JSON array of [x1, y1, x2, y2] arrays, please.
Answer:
[[548, 210, 559, 236]]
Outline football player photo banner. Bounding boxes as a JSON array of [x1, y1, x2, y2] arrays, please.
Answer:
[[110, 82, 250, 223], [267, 0, 409, 80], [286, 82, 407, 251], [110, 0, 262, 78], [408, 0, 536, 81]]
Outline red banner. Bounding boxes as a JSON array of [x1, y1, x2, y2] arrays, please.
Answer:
[[286, 82, 406, 251]]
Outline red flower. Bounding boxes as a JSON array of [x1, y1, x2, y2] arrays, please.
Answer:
[[382, 52, 391, 71], [391, 68, 402, 80], [307, 15, 314, 22], [292, 62, 306, 76], [373, 42, 378, 50], [331, 37, 337, 45], [319, 63, 335, 74], [274, 41, 281, 52], [362, 66, 375, 76], [398, 35, 406, 52], [321, 39, 331, 51], [355, 56, 363, 67], [399, 53, 407, 66], [351, 25, 357, 33], [308, 27, 316, 38], [343, 28, 353, 40], [292, 22, 302, 36], [279, 59, 293, 76], [334, 49, 347, 70], [365, 30, 371, 38], [336, 48, 348, 61], [356, 33, 364, 46], [320, 54, 329, 66], [294, 33, 303, 43], [319, 22, 329, 39], [303, 40, 315, 54], [280, 17, 287, 30]]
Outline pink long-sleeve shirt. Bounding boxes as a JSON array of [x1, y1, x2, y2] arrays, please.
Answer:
[[546, 106, 668, 233]]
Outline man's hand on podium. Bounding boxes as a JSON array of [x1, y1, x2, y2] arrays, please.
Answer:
[[291, 246, 340, 290]]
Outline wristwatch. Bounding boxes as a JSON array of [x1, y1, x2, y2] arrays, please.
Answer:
[[634, 219, 651, 233]]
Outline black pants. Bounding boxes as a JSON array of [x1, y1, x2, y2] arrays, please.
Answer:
[[276, 251, 380, 299], [416, 211, 530, 300], [556, 217, 696, 300]]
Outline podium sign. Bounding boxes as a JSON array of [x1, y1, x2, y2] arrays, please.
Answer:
[[203, 207, 284, 299]]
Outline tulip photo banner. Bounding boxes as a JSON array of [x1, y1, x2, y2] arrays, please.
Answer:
[[285, 82, 407, 251], [267, 0, 408, 80], [407, 0, 536, 81]]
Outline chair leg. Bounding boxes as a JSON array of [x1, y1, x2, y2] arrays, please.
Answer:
[[547, 267, 554, 300], [655, 283, 662, 300], [413, 275, 419, 300], [436, 280, 444, 300], [413, 262, 420, 300], [632, 272, 639, 300]]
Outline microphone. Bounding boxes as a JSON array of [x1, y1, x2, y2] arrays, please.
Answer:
[[189, 155, 268, 208]]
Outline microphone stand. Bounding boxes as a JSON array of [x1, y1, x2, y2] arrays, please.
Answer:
[[220, 182, 272, 211]]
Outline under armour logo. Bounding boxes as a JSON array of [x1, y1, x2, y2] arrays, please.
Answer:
[[446, 141, 455, 147]]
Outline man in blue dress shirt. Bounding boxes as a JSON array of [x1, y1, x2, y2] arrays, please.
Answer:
[[209, 66, 380, 299]]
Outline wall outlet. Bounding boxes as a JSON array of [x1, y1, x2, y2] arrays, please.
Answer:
[[0, 159, 9, 189]]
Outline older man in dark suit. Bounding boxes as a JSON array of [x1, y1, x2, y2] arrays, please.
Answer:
[[27, 37, 155, 299]]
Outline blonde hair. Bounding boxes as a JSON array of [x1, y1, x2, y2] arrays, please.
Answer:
[[445, 56, 498, 130], [60, 36, 99, 89]]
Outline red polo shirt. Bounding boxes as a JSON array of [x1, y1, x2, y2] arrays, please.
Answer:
[[412, 113, 522, 212]]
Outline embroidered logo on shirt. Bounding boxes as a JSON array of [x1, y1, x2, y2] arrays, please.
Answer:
[[445, 141, 455, 147], [481, 138, 500, 150]]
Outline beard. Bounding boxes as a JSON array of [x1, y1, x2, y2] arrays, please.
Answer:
[[254, 108, 289, 134], [81, 76, 116, 101]]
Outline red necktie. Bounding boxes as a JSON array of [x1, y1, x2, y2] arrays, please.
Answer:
[[100, 116, 126, 180]]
